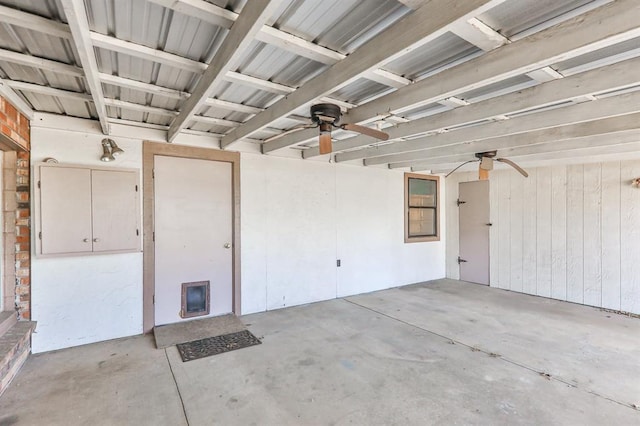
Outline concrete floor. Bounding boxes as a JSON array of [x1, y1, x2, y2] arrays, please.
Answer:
[[1, 279, 639, 425]]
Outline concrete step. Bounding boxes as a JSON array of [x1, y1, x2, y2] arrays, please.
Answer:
[[0, 311, 17, 337], [0, 320, 36, 397]]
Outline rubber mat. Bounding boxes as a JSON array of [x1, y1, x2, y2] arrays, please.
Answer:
[[176, 330, 262, 362]]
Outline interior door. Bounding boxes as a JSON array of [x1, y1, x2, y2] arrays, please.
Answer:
[[458, 180, 490, 285], [154, 156, 233, 326]]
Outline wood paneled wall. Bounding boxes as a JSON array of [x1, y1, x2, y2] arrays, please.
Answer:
[[446, 160, 640, 314]]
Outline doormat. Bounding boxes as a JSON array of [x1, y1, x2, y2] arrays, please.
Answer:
[[176, 330, 262, 362]]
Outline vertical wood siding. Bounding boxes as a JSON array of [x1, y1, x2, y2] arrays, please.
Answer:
[[446, 160, 640, 314]]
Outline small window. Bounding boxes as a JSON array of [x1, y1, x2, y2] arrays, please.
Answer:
[[405, 173, 440, 242]]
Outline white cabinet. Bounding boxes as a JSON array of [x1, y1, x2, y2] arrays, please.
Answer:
[[36, 164, 141, 256]]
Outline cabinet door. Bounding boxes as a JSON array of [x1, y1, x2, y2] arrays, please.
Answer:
[[40, 166, 93, 254], [91, 170, 139, 252]]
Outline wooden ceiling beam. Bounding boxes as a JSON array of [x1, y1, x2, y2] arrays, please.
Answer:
[[346, 90, 640, 165], [167, 0, 281, 142], [220, 0, 507, 149], [346, 0, 640, 125], [0, 78, 33, 119], [0, 4, 71, 39], [429, 140, 640, 175], [309, 55, 640, 159], [6, 80, 92, 101], [60, 0, 110, 134], [271, 1, 639, 154], [0, 50, 285, 121], [402, 115, 640, 170], [148, 0, 409, 88], [450, 17, 510, 52], [0, 48, 84, 77]]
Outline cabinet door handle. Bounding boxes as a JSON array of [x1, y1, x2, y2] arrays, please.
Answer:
[[83, 238, 90, 243], [93, 238, 100, 242]]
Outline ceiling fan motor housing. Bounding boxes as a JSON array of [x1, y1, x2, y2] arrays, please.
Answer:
[[475, 150, 497, 159], [310, 103, 342, 125]]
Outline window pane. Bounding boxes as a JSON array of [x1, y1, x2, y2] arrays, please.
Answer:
[[408, 207, 436, 237], [408, 178, 436, 207]]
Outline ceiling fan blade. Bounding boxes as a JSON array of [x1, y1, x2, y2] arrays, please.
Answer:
[[445, 160, 479, 178], [496, 158, 529, 177], [318, 133, 333, 155], [263, 123, 316, 143], [341, 123, 389, 141]]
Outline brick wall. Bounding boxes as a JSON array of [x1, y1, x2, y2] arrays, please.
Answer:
[[0, 97, 29, 151], [0, 96, 30, 319], [15, 152, 30, 319]]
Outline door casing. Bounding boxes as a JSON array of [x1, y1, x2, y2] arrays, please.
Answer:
[[142, 141, 240, 333]]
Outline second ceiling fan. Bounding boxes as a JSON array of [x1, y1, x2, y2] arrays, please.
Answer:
[[265, 103, 390, 155], [445, 151, 529, 179]]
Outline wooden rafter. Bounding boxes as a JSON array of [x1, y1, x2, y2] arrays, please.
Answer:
[[221, 0, 508, 149], [60, 0, 110, 134], [450, 17, 510, 52], [405, 116, 640, 170], [429, 140, 640, 174], [294, 0, 640, 158], [0, 5, 383, 126], [342, 90, 640, 166], [326, 55, 640, 162], [167, 0, 282, 142], [147, 0, 410, 88], [0, 50, 283, 120], [347, 0, 640, 126], [0, 77, 34, 120]]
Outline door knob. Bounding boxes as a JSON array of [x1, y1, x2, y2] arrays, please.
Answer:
[[224, 243, 231, 249], [93, 238, 100, 242], [83, 238, 89, 243]]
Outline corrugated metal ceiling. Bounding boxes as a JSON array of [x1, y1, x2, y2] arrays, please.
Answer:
[[0, 0, 636, 151]]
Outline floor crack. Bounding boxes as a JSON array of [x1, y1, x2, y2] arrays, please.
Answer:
[[343, 298, 637, 411], [165, 349, 190, 426]]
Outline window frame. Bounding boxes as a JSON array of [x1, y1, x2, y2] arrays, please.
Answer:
[[404, 172, 440, 243]]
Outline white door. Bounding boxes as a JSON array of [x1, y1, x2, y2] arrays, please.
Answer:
[[458, 180, 490, 285], [154, 156, 233, 326]]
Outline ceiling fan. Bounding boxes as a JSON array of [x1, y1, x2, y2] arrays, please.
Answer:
[[445, 151, 528, 179], [265, 103, 389, 155]]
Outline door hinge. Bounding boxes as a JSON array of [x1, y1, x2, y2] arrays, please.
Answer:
[[135, 184, 138, 192], [153, 231, 155, 242], [136, 229, 139, 236], [152, 169, 155, 179], [456, 199, 466, 206], [38, 231, 42, 240], [457, 256, 467, 264], [37, 180, 41, 189], [153, 294, 155, 304]]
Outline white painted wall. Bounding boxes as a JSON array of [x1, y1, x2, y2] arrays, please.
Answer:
[[30, 116, 445, 352], [30, 127, 144, 353], [240, 154, 445, 314], [446, 161, 640, 314], [335, 165, 445, 297]]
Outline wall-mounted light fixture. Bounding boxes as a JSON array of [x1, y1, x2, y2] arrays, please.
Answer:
[[632, 178, 640, 188], [100, 138, 124, 162]]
